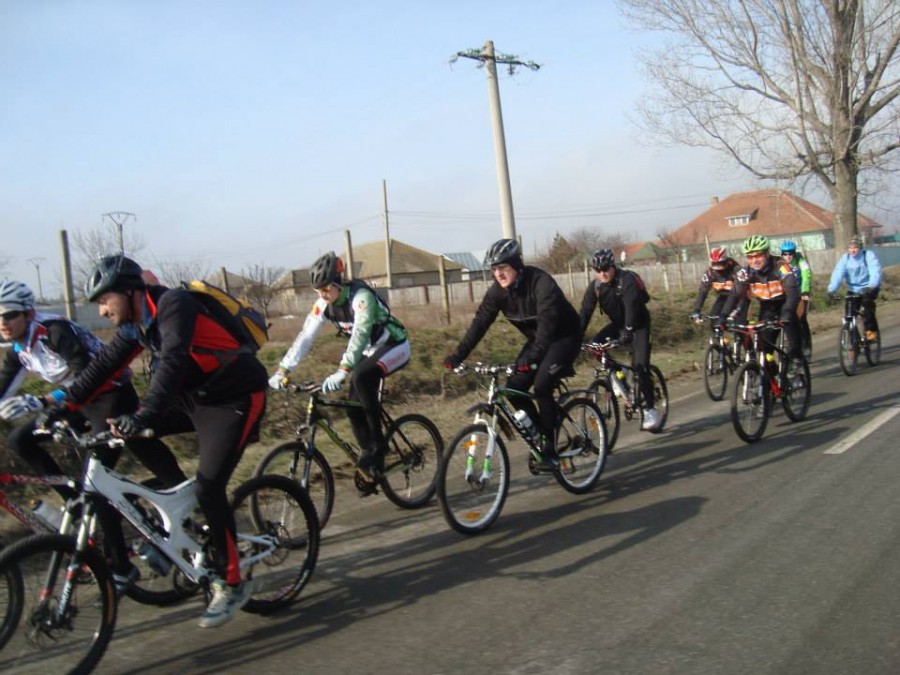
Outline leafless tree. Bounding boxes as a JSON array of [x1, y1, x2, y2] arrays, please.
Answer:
[[151, 259, 213, 288], [240, 264, 288, 319], [70, 224, 147, 286], [0, 252, 11, 277], [618, 0, 900, 248]]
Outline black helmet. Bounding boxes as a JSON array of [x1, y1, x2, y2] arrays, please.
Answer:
[[484, 238, 523, 269], [85, 255, 145, 302], [309, 251, 344, 289], [590, 249, 616, 271]]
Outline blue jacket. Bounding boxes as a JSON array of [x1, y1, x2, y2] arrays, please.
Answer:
[[827, 249, 882, 294]]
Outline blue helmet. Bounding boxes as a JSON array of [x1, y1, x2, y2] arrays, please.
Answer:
[[780, 241, 797, 254]]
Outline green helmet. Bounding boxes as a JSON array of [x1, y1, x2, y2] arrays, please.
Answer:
[[742, 235, 770, 255]]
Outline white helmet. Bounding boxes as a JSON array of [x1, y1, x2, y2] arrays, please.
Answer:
[[0, 280, 35, 312]]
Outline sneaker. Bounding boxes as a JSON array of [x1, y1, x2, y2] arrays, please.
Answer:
[[112, 564, 141, 596], [198, 579, 250, 628], [357, 447, 385, 476], [865, 330, 878, 342], [641, 407, 661, 431], [532, 455, 560, 473]]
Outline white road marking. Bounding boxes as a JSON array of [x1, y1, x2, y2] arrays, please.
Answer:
[[824, 405, 900, 455]]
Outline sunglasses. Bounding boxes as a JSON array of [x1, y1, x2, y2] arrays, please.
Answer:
[[746, 252, 767, 260], [593, 266, 613, 273], [1, 310, 24, 321]]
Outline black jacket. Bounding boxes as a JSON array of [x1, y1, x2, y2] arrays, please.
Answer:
[[579, 268, 651, 334], [66, 286, 267, 419], [452, 266, 581, 363]]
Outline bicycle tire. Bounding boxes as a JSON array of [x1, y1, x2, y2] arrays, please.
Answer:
[[781, 356, 811, 422], [233, 474, 320, 613], [642, 365, 669, 433], [838, 323, 858, 376], [380, 413, 443, 509], [730, 362, 770, 443], [587, 377, 620, 451], [254, 441, 335, 530], [703, 343, 729, 401], [553, 398, 608, 494], [437, 423, 510, 535], [0, 533, 116, 675], [123, 478, 201, 606], [864, 329, 881, 366], [0, 555, 23, 650]]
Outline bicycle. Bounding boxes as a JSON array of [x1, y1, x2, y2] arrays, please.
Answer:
[[255, 381, 443, 529], [698, 316, 745, 402], [577, 341, 669, 451], [0, 420, 320, 675], [837, 292, 881, 376], [729, 320, 812, 443], [437, 362, 608, 535]]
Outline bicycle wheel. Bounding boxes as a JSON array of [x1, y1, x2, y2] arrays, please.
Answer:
[[864, 328, 881, 366], [730, 362, 770, 443], [254, 441, 335, 529], [781, 356, 811, 422], [0, 556, 23, 650], [588, 377, 620, 451], [703, 343, 728, 401], [0, 533, 116, 675], [380, 413, 443, 509], [233, 474, 319, 613], [642, 365, 669, 433], [554, 398, 608, 494], [123, 478, 201, 606], [838, 323, 859, 376], [437, 424, 510, 535]]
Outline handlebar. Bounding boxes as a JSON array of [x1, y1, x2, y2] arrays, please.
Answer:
[[34, 419, 150, 449], [449, 362, 516, 377], [582, 340, 621, 358]]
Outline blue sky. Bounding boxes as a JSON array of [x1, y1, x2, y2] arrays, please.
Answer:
[[2, 1, 891, 296]]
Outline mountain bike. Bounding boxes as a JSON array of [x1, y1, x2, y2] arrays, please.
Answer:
[[730, 321, 811, 443], [0, 421, 319, 675], [698, 316, 745, 402], [437, 362, 608, 535], [838, 292, 881, 376], [255, 381, 443, 529], [577, 341, 669, 450]]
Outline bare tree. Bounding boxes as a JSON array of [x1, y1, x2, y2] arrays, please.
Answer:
[[70, 223, 147, 285], [0, 252, 11, 277], [240, 264, 288, 319], [619, 0, 900, 248], [150, 258, 214, 288]]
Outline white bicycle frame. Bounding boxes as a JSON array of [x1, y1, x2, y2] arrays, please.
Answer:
[[78, 452, 278, 586]]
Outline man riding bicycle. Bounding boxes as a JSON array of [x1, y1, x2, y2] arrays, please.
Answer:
[[827, 235, 882, 343], [0, 279, 186, 593], [690, 246, 739, 327], [444, 238, 581, 472], [63, 255, 268, 628], [579, 248, 661, 431], [269, 251, 410, 487], [721, 235, 801, 376]]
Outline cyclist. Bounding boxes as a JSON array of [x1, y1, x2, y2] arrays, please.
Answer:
[[268, 251, 410, 486], [780, 241, 813, 356], [579, 248, 661, 431], [690, 246, 739, 327], [0, 280, 186, 592], [63, 255, 268, 628], [443, 238, 581, 471], [827, 235, 882, 342], [721, 235, 801, 380]]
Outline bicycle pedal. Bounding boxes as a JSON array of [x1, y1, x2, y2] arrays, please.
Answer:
[[354, 470, 379, 497]]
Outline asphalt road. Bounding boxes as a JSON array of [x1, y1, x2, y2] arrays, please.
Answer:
[[7, 319, 900, 675]]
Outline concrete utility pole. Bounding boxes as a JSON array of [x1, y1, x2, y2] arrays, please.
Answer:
[[453, 41, 540, 241], [27, 257, 46, 303], [102, 211, 136, 255], [382, 179, 393, 288], [60, 230, 76, 320]]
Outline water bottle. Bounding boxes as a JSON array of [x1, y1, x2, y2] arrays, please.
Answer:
[[31, 499, 64, 531], [136, 541, 172, 576], [610, 369, 630, 401], [513, 409, 538, 441]]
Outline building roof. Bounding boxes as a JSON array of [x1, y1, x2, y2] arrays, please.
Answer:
[[347, 239, 464, 278], [669, 189, 882, 247], [442, 251, 489, 271]]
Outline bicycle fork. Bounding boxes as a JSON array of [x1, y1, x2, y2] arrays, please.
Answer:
[[465, 420, 496, 487]]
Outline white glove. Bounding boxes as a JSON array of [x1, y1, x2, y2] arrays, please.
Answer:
[[0, 394, 45, 421], [268, 370, 289, 390], [322, 369, 348, 393]]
